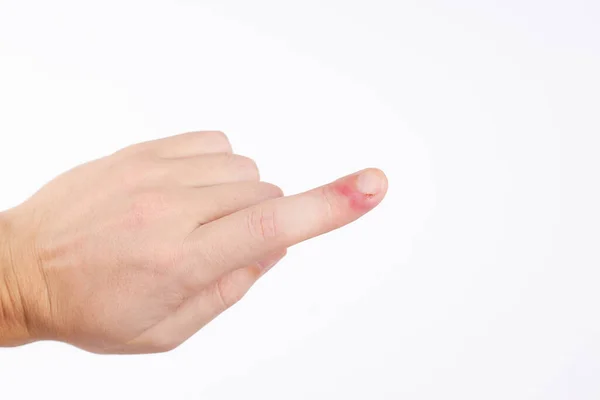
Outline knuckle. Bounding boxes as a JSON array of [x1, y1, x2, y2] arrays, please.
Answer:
[[204, 131, 232, 152], [210, 130, 229, 142], [229, 155, 259, 180], [260, 182, 284, 198], [246, 206, 279, 242], [206, 130, 228, 140]]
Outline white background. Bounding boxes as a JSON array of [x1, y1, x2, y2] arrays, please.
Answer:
[[0, 0, 599, 399]]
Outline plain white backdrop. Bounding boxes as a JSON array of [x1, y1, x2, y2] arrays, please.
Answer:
[[1, 0, 599, 399]]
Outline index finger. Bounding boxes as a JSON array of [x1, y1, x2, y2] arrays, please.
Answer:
[[184, 168, 388, 284]]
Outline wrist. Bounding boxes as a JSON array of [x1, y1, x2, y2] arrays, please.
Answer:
[[0, 212, 35, 346]]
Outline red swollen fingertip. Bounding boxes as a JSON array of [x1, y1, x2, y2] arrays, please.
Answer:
[[332, 168, 387, 212]]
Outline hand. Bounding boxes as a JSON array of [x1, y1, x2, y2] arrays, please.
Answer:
[[0, 131, 388, 354]]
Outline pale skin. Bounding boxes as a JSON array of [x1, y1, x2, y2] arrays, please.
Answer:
[[0, 131, 388, 354]]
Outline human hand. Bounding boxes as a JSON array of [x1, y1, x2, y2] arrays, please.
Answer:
[[0, 131, 387, 353]]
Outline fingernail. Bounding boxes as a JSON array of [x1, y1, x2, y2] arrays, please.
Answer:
[[356, 169, 385, 195]]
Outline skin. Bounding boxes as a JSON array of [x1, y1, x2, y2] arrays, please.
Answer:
[[0, 131, 388, 354]]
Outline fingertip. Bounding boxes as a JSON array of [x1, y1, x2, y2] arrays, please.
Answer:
[[355, 168, 388, 197], [331, 168, 388, 213]]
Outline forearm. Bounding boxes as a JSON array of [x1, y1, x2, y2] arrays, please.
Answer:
[[0, 213, 33, 346]]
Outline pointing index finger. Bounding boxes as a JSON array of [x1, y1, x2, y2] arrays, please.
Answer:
[[184, 168, 388, 283]]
